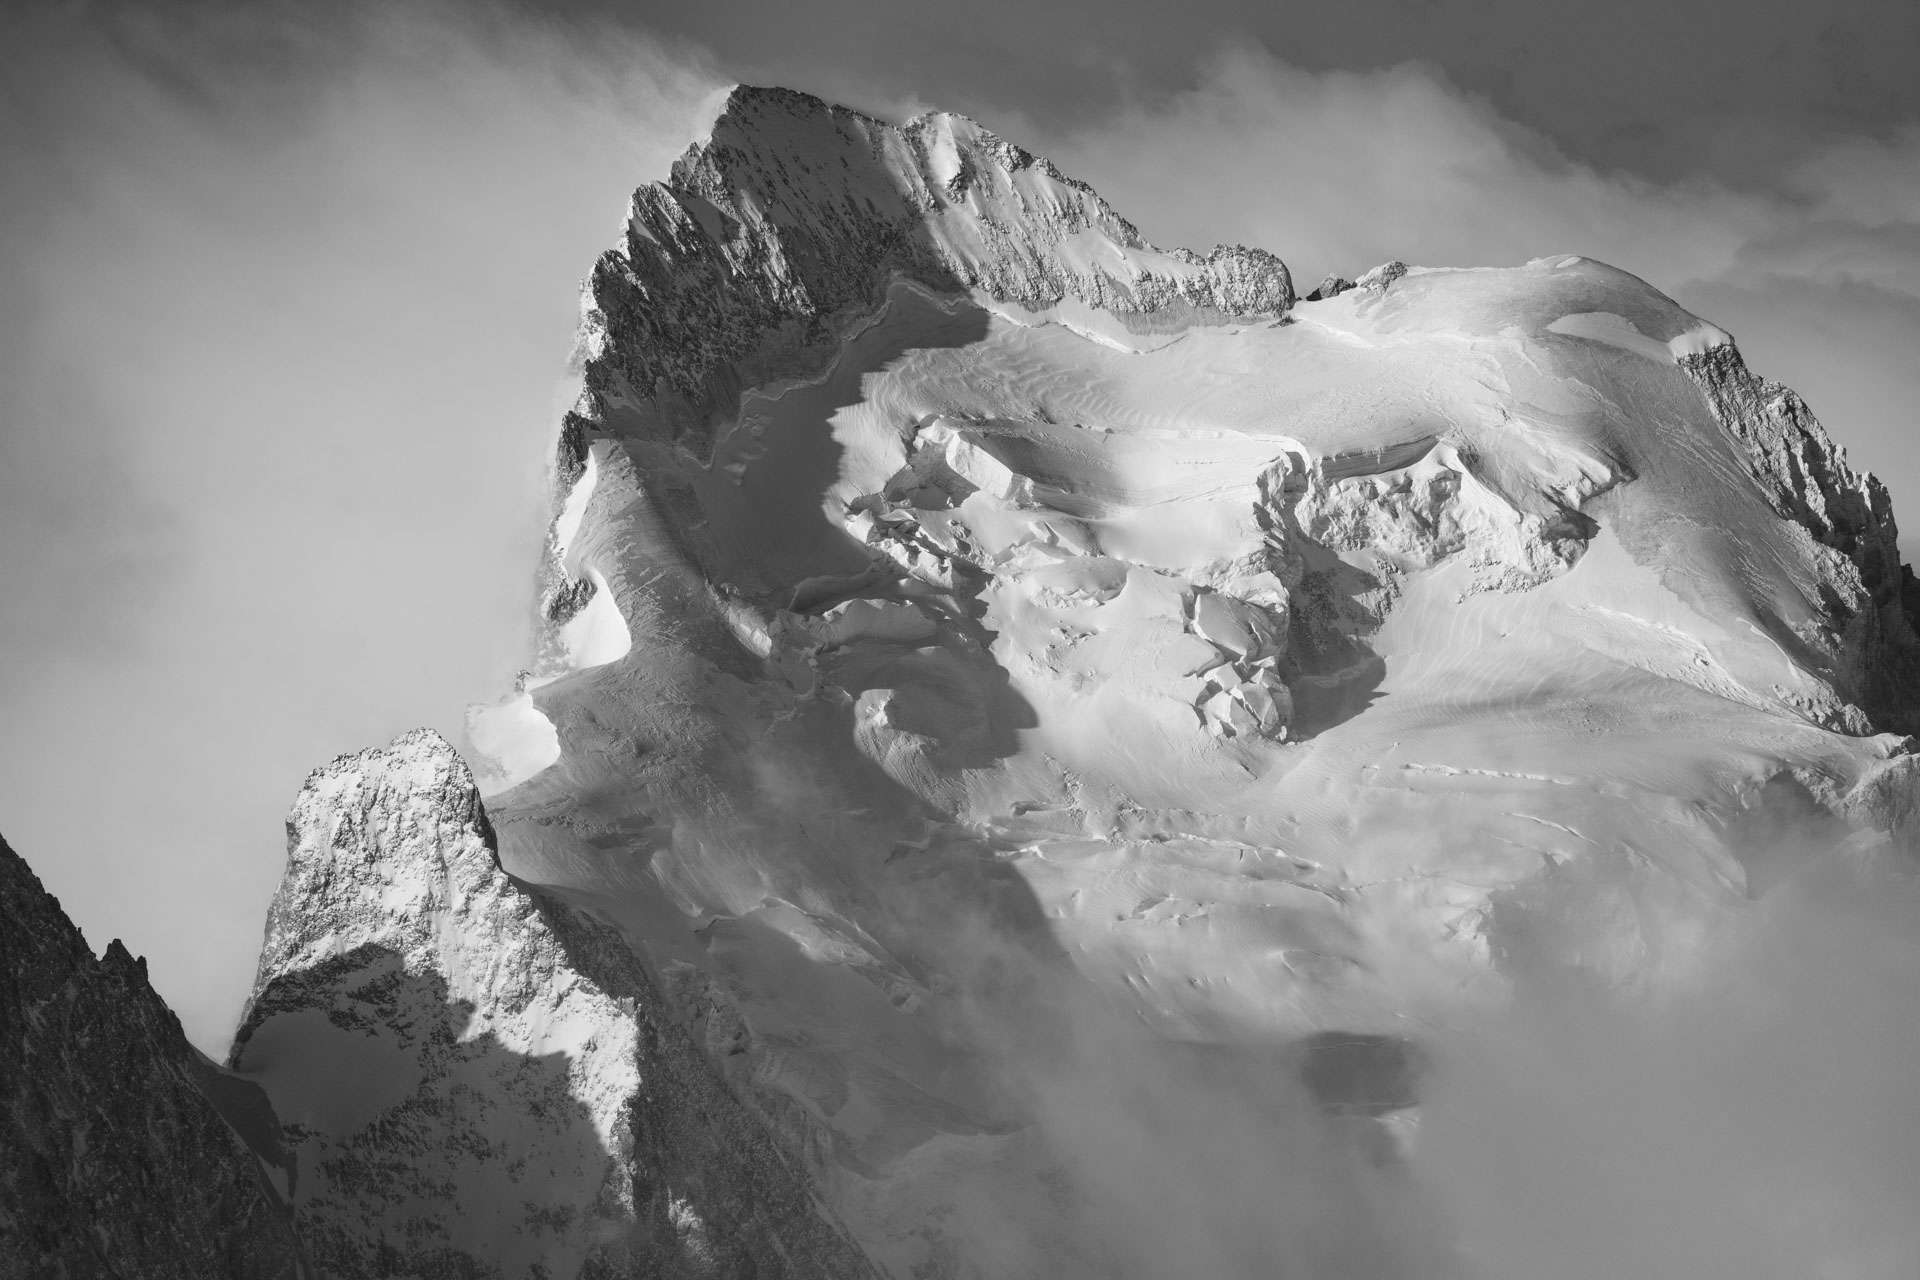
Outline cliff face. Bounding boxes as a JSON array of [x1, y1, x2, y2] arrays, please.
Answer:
[[1680, 342, 1920, 732], [0, 835, 303, 1280], [228, 729, 876, 1280], [581, 85, 1292, 448]]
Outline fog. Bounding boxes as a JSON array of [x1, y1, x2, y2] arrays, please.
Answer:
[[4, 5, 1920, 1275], [1416, 847, 1920, 1278], [0, 1, 722, 1046], [6, 1, 1914, 1058], [900, 827, 1920, 1277]]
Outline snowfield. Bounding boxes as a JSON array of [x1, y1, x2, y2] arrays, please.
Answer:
[[268, 86, 1920, 1278]]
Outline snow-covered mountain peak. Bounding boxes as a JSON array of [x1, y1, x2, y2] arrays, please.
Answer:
[[673, 84, 1290, 312], [11, 80, 1920, 1280], [129, 86, 1912, 1279], [443, 88, 1920, 1277], [231, 728, 875, 1278], [594, 84, 1292, 442]]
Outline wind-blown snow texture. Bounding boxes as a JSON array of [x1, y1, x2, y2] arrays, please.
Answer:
[[164, 85, 1920, 1278]]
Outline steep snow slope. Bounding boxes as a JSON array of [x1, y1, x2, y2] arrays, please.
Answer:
[[443, 88, 1920, 1278], [227, 729, 876, 1279], [0, 835, 303, 1279]]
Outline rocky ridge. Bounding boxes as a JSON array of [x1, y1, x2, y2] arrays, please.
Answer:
[[11, 82, 1920, 1280], [0, 834, 303, 1279], [1681, 342, 1920, 731], [229, 728, 877, 1279], [580, 85, 1292, 448]]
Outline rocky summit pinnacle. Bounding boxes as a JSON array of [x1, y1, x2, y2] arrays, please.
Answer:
[[587, 84, 1292, 441], [9, 84, 1920, 1279], [229, 728, 875, 1279]]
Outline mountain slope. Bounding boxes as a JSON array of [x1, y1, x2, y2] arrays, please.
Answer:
[[0, 835, 303, 1280], [12, 81, 1917, 1280], [585, 85, 1291, 448], [227, 728, 877, 1279], [456, 86, 1920, 1277]]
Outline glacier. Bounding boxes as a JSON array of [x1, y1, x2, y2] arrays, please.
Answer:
[[8, 83, 1920, 1278]]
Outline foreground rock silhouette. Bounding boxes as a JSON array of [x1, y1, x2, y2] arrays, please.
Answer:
[[0, 835, 302, 1279]]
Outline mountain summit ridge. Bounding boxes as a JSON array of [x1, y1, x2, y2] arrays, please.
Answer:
[[466, 84, 1920, 1276], [584, 83, 1293, 445], [7, 84, 1920, 1279]]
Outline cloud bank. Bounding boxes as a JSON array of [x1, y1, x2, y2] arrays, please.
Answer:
[[1417, 849, 1920, 1278], [3, 22, 1918, 1277]]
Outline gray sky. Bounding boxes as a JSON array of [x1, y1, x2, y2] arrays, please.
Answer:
[[2, 0, 1916, 1051]]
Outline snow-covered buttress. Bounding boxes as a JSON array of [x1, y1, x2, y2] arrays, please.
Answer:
[[229, 728, 876, 1279]]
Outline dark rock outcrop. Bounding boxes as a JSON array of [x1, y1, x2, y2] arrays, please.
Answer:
[[581, 85, 1293, 447], [1303, 273, 1353, 301], [1681, 341, 1920, 732], [0, 835, 304, 1279]]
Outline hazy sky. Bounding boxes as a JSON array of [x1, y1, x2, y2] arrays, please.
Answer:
[[2, 0, 1917, 1054]]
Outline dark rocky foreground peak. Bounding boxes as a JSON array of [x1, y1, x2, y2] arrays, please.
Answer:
[[0, 835, 303, 1278]]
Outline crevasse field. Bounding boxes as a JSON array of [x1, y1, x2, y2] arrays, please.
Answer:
[[242, 91, 1920, 1278]]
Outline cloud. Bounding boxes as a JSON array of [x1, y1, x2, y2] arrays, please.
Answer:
[[1035, 53, 1765, 287], [0, 0, 724, 1048], [6, 19, 1920, 1272], [1037, 49, 1920, 535], [1415, 848, 1920, 1278]]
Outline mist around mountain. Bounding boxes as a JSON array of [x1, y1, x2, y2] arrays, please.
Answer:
[[8, 85, 1920, 1279]]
